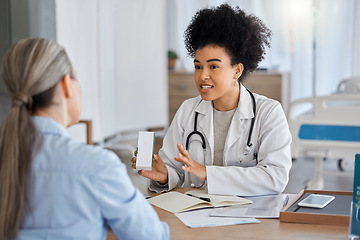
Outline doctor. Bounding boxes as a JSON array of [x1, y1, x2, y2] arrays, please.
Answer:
[[132, 4, 292, 196]]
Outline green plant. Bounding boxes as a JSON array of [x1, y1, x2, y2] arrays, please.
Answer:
[[168, 50, 178, 60]]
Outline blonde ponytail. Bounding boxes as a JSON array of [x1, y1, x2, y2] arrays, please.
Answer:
[[0, 38, 73, 240]]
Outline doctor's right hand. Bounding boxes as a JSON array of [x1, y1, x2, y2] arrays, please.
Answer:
[[131, 150, 168, 185]]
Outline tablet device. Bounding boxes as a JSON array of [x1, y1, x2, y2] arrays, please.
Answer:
[[297, 194, 335, 208]]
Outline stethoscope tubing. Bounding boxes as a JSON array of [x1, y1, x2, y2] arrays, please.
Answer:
[[185, 89, 256, 154], [186, 112, 206, 150]]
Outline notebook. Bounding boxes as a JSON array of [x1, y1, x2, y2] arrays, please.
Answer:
[[148, 190, 252, 213]]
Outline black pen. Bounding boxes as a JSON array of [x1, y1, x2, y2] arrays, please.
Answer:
[[186, 193, 211, 202]]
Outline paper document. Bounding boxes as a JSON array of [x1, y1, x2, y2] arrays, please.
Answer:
[[175, 208, 260, 228], [210, 194, 289, 219], [148, 190, 252, 213]]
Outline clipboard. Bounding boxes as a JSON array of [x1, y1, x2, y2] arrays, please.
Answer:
[[280, 190, 352, 226]]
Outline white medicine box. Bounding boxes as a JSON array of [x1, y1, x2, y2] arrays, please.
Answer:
[[136, 131, 155, 171]]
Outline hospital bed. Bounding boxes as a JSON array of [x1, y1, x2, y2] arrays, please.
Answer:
[[288, 93, 360, 189], [337, 77, 360, 94]]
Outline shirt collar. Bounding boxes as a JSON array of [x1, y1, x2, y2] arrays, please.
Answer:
[[237, 84, 255, 119], [195, 83, 254, 119], [32, 116, 70, 137]]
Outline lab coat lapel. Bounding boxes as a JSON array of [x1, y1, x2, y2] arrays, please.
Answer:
[[224, 84, 255, 152], [195, 100, 214, 161]]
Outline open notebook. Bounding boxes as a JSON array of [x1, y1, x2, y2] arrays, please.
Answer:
[[148, 190, 252, 213]]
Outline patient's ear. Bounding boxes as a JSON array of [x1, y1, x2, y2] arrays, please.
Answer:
[[60, 74, 73, 98]]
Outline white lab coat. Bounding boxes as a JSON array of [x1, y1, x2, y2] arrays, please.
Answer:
[[150, 84, 292, 196]]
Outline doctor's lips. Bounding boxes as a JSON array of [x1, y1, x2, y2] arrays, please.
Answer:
[[200, 84, 214, 89]]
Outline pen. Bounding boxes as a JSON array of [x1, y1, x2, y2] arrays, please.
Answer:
[[186, 193, 211, 202]]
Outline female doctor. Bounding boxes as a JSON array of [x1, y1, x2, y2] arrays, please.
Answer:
[[132, 4, 292, 196]]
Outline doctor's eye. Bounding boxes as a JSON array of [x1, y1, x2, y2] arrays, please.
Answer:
[[210, 65, 219, 70], [194, 65, 202, 70]]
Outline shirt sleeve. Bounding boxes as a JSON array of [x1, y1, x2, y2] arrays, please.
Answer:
[[94, 151, 169, 240]]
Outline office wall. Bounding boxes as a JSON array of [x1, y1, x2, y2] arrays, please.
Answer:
[[10, 0, 56, 42], [0, 0, 10, 93], [0, 0, 56, 125], [0, 0, 56, 92], [56, 0, 168, 143]]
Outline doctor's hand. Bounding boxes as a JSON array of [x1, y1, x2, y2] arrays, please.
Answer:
[[131, 150, 168, 185], [174, 143, 207, 181]]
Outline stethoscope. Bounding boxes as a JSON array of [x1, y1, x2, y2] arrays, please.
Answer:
[[185, 89, 257, 158], [185, 89, 257, 188]]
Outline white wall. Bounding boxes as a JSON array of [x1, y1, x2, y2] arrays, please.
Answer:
[[56, 0, 168, 143], [168, 0, 360, 102]]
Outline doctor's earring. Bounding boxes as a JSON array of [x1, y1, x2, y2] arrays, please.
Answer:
[[234, 73, 241, 86]]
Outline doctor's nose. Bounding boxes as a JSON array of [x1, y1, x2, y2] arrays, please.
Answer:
[[200, 71, 210, 81]]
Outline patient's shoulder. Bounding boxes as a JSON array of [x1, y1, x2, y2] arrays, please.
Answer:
[[34, 135, 122, 175]]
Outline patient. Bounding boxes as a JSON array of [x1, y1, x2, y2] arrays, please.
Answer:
[[0, 38, 169, 240]]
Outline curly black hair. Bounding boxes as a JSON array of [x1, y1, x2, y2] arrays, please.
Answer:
[[184, 4, 272, 81]]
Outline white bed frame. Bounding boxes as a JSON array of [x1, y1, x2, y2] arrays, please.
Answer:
[[288, 94, 360, 189]]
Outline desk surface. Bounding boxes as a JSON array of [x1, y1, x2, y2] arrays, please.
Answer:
[[107, 188, 349, 240]]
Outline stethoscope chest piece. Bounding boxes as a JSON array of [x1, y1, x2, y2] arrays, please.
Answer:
[[243, 143, 253, 155], [190, 181, 205, 188]]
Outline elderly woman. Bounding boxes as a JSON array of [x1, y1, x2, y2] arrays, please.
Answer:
[[0, 38, 169, 240]]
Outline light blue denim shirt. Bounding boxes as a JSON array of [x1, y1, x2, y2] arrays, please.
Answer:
[[17, 116, 169, 240]]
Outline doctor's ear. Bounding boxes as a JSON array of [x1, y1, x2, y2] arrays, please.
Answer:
[[234, 63, 244, 79]]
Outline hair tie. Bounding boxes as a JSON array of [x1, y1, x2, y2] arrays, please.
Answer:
[[12, 92, 32, 109]]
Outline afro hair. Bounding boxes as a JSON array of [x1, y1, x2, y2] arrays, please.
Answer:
[[184, 4, 272, 81]]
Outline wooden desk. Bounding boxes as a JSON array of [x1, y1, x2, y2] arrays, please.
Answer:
[[107, 188, 348, 240]]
